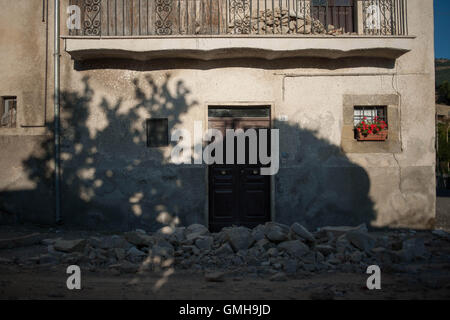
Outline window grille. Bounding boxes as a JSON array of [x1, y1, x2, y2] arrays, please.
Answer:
[[1, 97, 17, 128], [353, 106, 387, 127]]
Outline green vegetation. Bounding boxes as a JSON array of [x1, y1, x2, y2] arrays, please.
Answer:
[[437, 81, 450, 105], [438, 122, 450, 174], [436, 59, 450, 104], [436, 69, 450, 88]]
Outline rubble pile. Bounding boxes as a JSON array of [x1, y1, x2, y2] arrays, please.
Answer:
[[227, 9, 348, 35], [4, 221, 448, 280]]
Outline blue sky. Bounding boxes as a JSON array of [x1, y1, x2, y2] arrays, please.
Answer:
[[435, 0, 450, 58]]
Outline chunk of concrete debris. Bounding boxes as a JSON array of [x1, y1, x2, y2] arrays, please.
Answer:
[[400, 238, 429, 262], [290, 222, 315, 242], [127, 246, 146, 258], [195, 236, 214, 251], [316, 251, 325, 263], [251, 225, 266, 242], [284, 259, 298, 274], [278, 240, 309, 258], [336, 236, 352, 254], [186, 223, 208, 234], [315, 244, 335, 256], [345, 231, 376, 252], [301, 252, 317, 265], [114, 248, 126, 260], [54, 239, 86, 253], [181, 245, 199, 255], [349, 251, 363, 263], [226, 226, 253, 252], [318, 224, 368, 238], [432, 230, 450, 239], [267, 247, 279, 257], [254, 238, 274, 251], [151, 245, 174, 258], [168, 227, 186, 243], [185, 224, 209, 242], [155, 238, 174, 250], [124, 231, 152, 247], [264, 222, 290, 243], [215, 243, 234, 256], [99, 235, 133, 250], [205, 272, 225, 282], [371, 247, 400, 264]]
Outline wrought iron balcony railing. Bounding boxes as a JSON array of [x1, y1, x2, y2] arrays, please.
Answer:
[[68, 0, 408, 37]]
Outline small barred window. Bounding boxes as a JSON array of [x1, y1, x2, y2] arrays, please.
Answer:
[[1, 97, 17, 128]]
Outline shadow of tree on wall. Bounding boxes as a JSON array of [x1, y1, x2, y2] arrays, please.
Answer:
[[3, 58, 375, 231], [20, 74, 204, 230], [275, 121, 374, 230]]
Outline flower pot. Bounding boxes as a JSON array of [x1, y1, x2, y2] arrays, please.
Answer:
[[356, 130, 388, 141]]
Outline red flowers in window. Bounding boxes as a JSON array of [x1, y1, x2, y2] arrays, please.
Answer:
[[355, 116, 388, 141]]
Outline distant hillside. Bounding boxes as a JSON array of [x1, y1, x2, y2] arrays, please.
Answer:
[[436, 58, 450, 86]]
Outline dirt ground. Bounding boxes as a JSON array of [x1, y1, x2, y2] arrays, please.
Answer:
[[1, 263, 450, 300]]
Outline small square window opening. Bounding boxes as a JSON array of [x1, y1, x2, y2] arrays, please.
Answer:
[[146, 118, 169, 147], [1, 97, 17, 128]]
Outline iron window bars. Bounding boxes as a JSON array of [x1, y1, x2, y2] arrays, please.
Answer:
[[0, 97, 17, 128], [353, 106, 387, 127]]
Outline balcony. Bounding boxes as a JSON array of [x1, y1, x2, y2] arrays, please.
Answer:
[[64, 0, 413, 61]]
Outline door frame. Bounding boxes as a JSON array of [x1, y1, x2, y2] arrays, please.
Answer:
[[203, 101, 276, 230]]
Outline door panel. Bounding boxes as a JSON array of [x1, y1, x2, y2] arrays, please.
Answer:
[[239, 168, 270, 219], [209, 166, 236, 221]]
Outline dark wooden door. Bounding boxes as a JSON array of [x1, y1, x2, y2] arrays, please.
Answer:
[[208, 107, 271, 232]]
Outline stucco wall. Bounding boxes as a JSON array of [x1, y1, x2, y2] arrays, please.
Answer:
[[0, 0, 436, 231], [0, 0, 54, 224]]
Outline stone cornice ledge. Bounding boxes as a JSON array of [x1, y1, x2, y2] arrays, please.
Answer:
[[63, 36, 415, 61]]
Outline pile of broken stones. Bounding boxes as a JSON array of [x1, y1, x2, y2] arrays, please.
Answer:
[[226, 9, 350, 35], [9, 222, 448, 281]]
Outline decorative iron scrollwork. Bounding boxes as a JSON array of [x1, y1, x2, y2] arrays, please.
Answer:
[[156, 0, 173, 35], [230, 0, 250, 34], [83, 0, 101, 35], [363, 0, 393, 35]]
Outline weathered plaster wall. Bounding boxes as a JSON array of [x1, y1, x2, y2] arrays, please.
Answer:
[[0, 0, 436, 230], [0, 0, 54, 224]]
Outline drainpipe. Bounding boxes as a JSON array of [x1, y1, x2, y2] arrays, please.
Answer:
[[54, 0, 61, 224]]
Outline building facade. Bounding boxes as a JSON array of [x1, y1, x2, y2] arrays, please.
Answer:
[[0, 0, 436, 231]]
